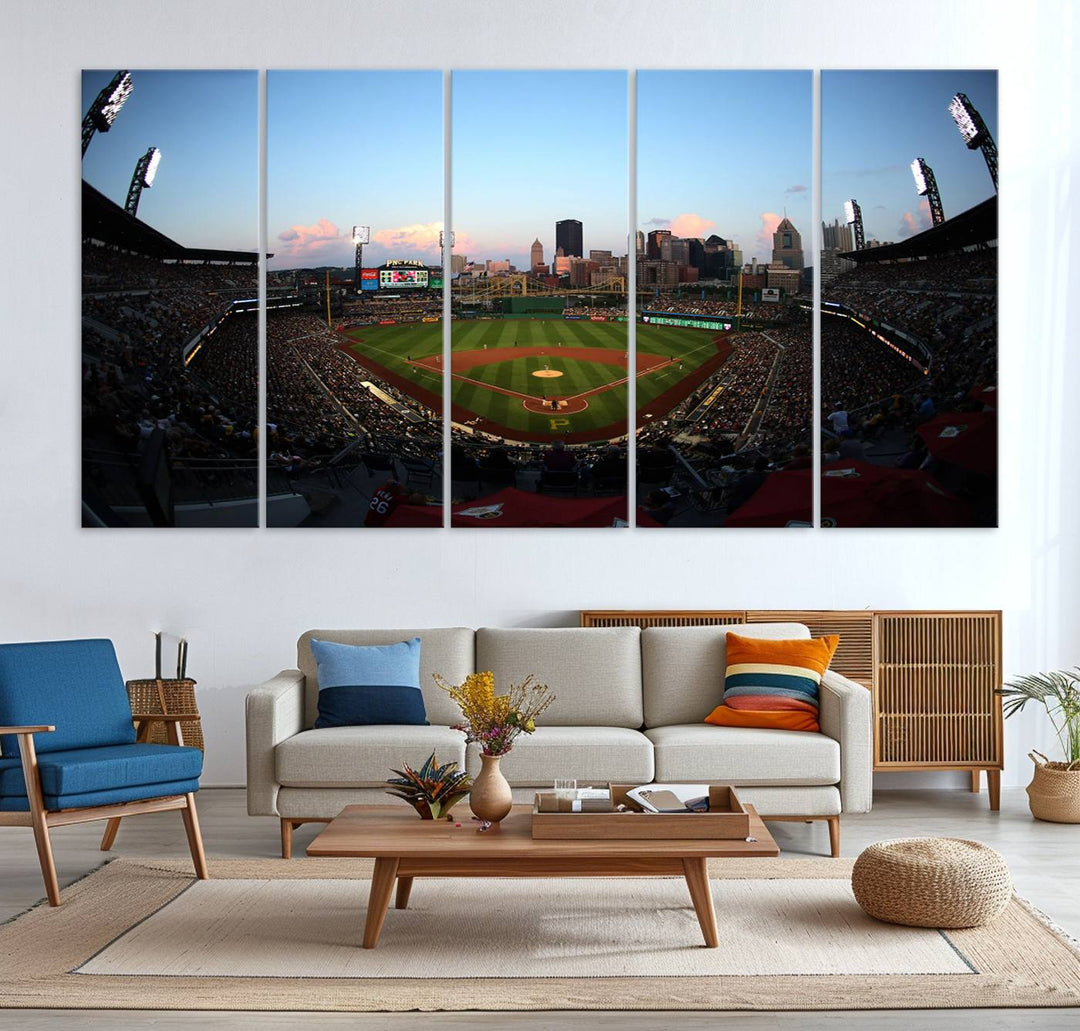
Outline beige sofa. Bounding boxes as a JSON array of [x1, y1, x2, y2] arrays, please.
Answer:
[[246, 624, 872, 857]]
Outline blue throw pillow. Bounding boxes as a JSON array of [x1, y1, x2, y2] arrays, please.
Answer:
[[311, 638, 428, 728]]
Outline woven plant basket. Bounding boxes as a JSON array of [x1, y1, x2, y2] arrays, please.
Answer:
[[851, 837, 1013, 928], [125, 678, 203, 751], [1027, 750, 1080, 823]]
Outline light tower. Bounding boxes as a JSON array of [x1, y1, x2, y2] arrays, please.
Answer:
[[352, 225, 370, 290], [843, 199, 865, 251], [911, 157, 945, 227], [82, 71, 133, 157], [949, 92, 998, 193], [124, 147, 161, 217]]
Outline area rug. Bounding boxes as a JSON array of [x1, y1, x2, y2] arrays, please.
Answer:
[[1, 857, 1078, 1011]]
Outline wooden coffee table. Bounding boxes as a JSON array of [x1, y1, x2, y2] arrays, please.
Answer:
[[307, 803, 779, 949]]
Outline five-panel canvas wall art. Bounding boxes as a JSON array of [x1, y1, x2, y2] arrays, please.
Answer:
[[81, 69, 997, 529]]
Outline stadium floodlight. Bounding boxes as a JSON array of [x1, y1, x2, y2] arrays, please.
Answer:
[[124, 147, 161, 218], [843, 198, 865, 251], [911, 157, 945, 227], [82, 70, 133, 156], [353, 225, 370, 290], [949, 92, 998, 192]]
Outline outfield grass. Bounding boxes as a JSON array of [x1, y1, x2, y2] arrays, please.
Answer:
[[344, 317, 725, 441]]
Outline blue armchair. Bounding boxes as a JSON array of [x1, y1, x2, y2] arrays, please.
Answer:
[[0, 639, 208, 906]]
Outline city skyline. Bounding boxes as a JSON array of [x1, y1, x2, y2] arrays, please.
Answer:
[[81, 70, 258, 253], [822, 70, 998, 245]]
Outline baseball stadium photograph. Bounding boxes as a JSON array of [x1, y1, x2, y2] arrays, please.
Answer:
[[819, 70, 998, 528], [634, 71, 813, 527], [266, 70, 445, 528], [446, 70, 631, 528], [81, 70, 260, 527]]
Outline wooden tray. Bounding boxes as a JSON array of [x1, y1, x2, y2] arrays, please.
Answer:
[[531, 784, 751, 840]]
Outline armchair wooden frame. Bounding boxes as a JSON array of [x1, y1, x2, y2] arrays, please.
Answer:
[[0, 717, 209, 907]]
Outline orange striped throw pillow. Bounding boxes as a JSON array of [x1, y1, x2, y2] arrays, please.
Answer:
[[704, 633, 839, 733]]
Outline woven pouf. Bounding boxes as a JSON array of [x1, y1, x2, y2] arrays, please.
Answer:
[[852, 837, 1013, 928]]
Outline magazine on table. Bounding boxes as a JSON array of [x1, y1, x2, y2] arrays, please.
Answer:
[[626, 784, 710, 813]]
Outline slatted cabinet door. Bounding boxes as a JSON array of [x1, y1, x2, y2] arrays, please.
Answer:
[[874, 612, 1002, 770]]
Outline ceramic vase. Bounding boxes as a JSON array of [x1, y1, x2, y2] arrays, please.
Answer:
[[469, 752, 513, 824]]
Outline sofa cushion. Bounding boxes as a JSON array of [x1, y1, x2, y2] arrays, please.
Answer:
[[645, 724, 840, 785], [466, 726, 654, 786], [310, 637, 428, 729], [641, 623, 811, 728], [298, 629, 473, 730], [475, 627, 642, 728], [706, 632, 839, 733], [276, 725, 467, 788], [0, 639, 137, 757]]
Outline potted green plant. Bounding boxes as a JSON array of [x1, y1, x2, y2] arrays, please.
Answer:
[[1000, 668, 1080, 823], [385, 751, 472, 820]]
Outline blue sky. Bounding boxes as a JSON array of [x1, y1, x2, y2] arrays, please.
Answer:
[[452, 71, 628, 268], [637, 71, 812, 265], [268, 71, 443, 270], [82, 70, 257, 252], [822, 70, 998, 244]]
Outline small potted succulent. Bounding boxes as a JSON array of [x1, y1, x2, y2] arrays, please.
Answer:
[[385, 751, 472, 820], [1000, 668, 1080, 823]]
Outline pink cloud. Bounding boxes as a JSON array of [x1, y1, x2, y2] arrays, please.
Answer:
[[756, 211, 783, 251], [898, 199, 933, 238], [371, 222, 446, 256], [274, 218, 345, 257], [785, 184, 807, 194], [668, 213, 716, 239]]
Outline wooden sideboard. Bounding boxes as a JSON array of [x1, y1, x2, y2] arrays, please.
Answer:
[[580, 609, 1003, 809]]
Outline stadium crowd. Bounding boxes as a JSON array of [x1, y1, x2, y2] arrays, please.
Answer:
[[266, 311, 441, 472]]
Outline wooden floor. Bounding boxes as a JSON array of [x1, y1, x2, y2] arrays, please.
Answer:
[[1, 787, 1077, 1029]]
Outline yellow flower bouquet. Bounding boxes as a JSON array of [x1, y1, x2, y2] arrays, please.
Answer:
[[434, 670, 555, 756]]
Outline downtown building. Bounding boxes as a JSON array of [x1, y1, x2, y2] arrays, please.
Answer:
[[555, 219, 583, 259], [772, 217, 804, 270]]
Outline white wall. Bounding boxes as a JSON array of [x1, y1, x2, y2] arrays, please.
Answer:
[[1, 1, 1076, 788]]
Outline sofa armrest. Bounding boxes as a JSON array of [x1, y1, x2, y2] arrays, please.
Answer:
[[819, 669, 873, 813], [245, 669, 304, 816]]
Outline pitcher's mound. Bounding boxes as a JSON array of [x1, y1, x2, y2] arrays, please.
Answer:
[[532, 369, 564, 379]]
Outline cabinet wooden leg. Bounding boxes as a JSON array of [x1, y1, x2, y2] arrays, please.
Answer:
[[363, 857, 400, 948], [827, 816, 840, 858], [970, 769, 981, 793], [986, 769, 1001, 811]]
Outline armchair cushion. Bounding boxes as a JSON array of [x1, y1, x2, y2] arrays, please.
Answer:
[[0, 743, 202, 809], [0, 777, 201, 813], [0, 640, 136, 757]]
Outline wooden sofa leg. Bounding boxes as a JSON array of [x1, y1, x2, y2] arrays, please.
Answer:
[[827, 816, 841, 858], [100, 817, 122, 851], [281, 818, 294, 860], [181, 793, 209, 879]]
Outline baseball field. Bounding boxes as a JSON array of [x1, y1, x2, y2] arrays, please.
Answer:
[[338, 317, 734, 443]]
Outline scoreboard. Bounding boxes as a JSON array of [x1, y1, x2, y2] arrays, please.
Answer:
[[379, 268, 429, 289]]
